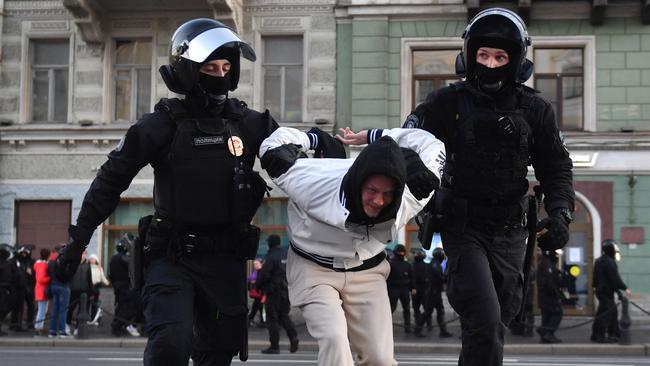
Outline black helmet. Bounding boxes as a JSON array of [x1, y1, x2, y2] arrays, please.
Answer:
[[394, 244, 407, 256], [602, 239, 620, 260], [0, 243, 13, 260], [159, 18, 256, 95], [116, 233, 136, 254], [432, 247, 446, 261], [456, 8, 533, 87]]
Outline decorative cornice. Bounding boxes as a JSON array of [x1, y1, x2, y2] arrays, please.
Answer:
[[245, 0, 334, 13]]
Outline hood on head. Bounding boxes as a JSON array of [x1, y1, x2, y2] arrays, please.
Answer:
[[342, 136, 406, 225]]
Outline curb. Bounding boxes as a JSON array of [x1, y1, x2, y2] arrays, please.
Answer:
[[1, 338, 648, 356]]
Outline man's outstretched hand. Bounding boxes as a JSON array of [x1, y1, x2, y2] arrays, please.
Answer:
[[335, 127, 367, 145]]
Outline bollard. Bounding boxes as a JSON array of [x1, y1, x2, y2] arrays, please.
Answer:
[[76, 293, 89, 339], [619, 294, 632, 345]]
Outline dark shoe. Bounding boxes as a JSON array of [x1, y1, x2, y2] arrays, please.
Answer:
[[541, 334, 562, 344], [290, 338, 299, 353], [414, 331, 426, 338], [607, 336, 620, 343], [439, 330, 453, 338], [261, 347, 280, 354], [591, 335, 614, 343]]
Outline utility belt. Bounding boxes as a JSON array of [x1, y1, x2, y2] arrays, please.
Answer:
[[421, 188, 528, 236], [129, 214, 260, 291], [290, 242, 386, 272]]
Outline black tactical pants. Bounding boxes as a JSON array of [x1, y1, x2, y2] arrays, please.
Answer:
[[592, 292, 619, 339], [265, 289, 298, 349], [416, 289, 446, 333], [388, 285, 412, 331], [442, 224, 527, 366], [539, 302, 563, 336], [142, 254, 247, 366], [412, 286, 431, 329]]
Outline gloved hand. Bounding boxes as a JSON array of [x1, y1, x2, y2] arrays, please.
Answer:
[[55, 238, 87, 283], [401, 148, 439, 200], [536, 210, 570, 250], [307, 127, 346, 158], [261, 144, 307, 178]]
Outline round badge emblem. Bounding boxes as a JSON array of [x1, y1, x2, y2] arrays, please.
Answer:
[[227, 136, 244, 157]]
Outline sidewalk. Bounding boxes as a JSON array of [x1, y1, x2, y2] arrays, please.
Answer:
[[1, 314, 649, 356]]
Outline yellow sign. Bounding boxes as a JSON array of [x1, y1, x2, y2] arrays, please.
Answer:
[[569, 265, 581, 277]]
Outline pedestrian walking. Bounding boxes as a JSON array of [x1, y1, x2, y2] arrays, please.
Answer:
[[247, 259, 266, 327], [591, 240, 631, 343], [47, 246, 71, 338], [411, 250, 432, 332], [260, 125, 444, 366]]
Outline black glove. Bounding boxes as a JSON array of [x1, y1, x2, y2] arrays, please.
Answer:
[[55, 238, 87, 283], [401, 148, 439, 200], [261, 144, 307, 178], [307, 127, 346, 159], [536, 210, 570, 250]]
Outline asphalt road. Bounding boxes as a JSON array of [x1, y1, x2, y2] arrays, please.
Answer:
[[2, 347, 650, 366]]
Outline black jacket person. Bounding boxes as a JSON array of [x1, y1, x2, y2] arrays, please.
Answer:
[[403, 8, 574, 366], [54, 19, 277, 366], [256, 235, 298, 354], [591, 240, 631, 343], [387, 244, 414, 333]]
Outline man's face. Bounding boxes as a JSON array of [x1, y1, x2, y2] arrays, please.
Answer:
[[199, 59, 231, 77], [476, 47, 510, 68], [361, 174, 396, 218]]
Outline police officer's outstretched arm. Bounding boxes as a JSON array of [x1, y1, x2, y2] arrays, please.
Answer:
[[57, 115, 174, 282], [530, 99, 575, 251]]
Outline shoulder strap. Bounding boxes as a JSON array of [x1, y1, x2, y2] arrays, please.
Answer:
[[155, 98, 191, 124]]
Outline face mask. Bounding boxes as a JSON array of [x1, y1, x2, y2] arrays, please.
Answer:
[[198, 72, 230, 96], [474, 63, 511, 94]]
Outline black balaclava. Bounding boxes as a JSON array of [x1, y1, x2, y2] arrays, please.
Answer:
[[342, 136, 406, 226], [468, 36, 520, 97], [196, 47, 238, 103]]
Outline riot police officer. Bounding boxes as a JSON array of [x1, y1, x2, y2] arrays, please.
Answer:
[[411, 249, 431, 331], [591, 239, 631, 343], [55, 18, 277, 366], [387, 244, 415, 333], [414, 247, 452, 338], [536, 250, 564, 343], [405, 8, 574, 366], [0, 244, 14, 336]]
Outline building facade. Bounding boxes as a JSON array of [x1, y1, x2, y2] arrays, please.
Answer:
[[0, 0, 648, 315]]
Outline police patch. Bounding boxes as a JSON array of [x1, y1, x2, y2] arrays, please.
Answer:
[[227, 136, 244, 157], [193, 136, 225, 146], [402, 113, 420, 129]]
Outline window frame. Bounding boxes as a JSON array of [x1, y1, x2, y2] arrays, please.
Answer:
[[110, 38, 154, 123], [529, 36, 596, 132], [19, 24, 74, 124], [260, 35, 305, 123]]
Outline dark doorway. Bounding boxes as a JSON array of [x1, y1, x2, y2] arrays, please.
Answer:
[[15, 200, 71, 253]]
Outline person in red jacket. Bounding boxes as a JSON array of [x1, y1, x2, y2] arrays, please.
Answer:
[[33, 248, 51, 337]]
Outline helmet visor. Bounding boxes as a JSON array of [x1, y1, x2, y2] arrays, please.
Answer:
[[181, 27, 256, 63]]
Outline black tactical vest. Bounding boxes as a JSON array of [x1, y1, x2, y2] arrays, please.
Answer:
[[158, 98, 257, 228], [443, 82, 533, 204]]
